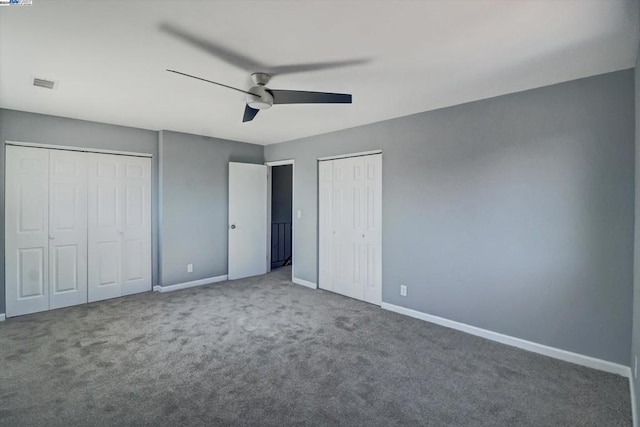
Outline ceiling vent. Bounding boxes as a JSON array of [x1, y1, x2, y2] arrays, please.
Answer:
[[33, 78, 57, 90]]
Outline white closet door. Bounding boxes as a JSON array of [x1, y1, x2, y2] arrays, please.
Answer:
[[332, 157, 358, 300], [49, 150, 88, 309], [362, 154, 382, 305], [88, 153, 151, 302], [318, 161, 334, 292], [318, 154, 382, 305], [5, 146, 50, 317], [120, 156, 151, 296], [88, 153, 123, 302]]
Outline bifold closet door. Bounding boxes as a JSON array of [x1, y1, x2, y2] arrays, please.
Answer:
[[88, 153, 151, 302], [318, 154, 382, 305], [49, 149, 88, 310], [5, 146, 50, 317]]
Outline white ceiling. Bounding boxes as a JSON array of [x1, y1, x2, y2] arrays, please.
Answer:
[[0, 1, 638, 145]]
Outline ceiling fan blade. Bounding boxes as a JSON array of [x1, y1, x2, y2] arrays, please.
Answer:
[[269, 90, 352, 105], [160, 23, 264, 72], [243, 105, 259, 122], [166, 69, 258, 96], [269, 58, 370, 76]]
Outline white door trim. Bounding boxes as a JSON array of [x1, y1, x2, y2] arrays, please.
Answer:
[[317, 150, 382, 161], [5, 141, 153, 158], [265, 159, 296, 282]]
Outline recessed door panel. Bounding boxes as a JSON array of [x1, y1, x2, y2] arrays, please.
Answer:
[[52, 245, 78, 293], [18, 248, 45, 298], [6, 146, 50, 317], [123, 239, 144, 282]]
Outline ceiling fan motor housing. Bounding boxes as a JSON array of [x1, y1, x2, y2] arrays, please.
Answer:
[[247, 85, 274, 110]]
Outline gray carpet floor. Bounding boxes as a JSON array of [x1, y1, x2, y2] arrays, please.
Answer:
[[0, 266, 631, 426]]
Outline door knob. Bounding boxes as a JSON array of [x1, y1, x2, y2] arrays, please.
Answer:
[[230, 224, 236, 230], [48, 235, 55, 240]]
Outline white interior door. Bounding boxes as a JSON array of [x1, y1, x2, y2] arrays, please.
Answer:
[[5, 146, 50, 317], [88, 153, 151, 302], [88, 153, 122, 302], [49, 149, 88, 309], [362, 154, 382, 305], [318, 154, 382, 305], [120, 155, 152, 296], [228, 162, 267, 280]]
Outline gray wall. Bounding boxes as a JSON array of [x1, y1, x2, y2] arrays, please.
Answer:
[[631, 41, 640, 418], [265, 70, 635, 365], [159, 130, 264, 286], [0, 109, 159, 313]]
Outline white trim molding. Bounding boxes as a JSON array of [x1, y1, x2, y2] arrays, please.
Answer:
[[0, 313, 5, 322], [265, 159, 295, 167], [318, 149, 382, 161], [292, 277, 317, 289], [631, 375, 638, 427], [154, 275, 228, 293], [5, 141, 153, 158], [381, 303, 631, 377]]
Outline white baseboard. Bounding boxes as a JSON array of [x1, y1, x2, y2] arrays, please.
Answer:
[[155, 275, 228, 293], [631, 375, 638, 427], [381, 302, 630, 377], [292, 277, 317, 289], [0, 313, 5, 322]]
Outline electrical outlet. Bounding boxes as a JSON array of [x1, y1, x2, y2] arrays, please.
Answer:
[[187, 263, 193, 273], [635, 355, 638, 379], [400, 285, 407, 297]]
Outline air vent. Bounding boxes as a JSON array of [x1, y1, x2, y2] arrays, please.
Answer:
[[33, 78, 56, 90]]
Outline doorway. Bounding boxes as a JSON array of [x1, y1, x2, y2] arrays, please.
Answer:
[[270, 164, 293, 270], [266, 160, 294, 279]]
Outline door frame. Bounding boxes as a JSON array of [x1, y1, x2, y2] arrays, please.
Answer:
[[317, 150, 383, 303], [265, 159, 295, 282]]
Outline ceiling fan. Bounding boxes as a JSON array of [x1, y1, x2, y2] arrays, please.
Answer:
[[161, 23, 368, 122]]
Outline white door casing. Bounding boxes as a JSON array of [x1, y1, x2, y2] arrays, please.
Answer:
[[228, 162, 267, 280], [49, 149, 88, 309], [318, 153, 382, 305], [5, 146, 50, 317]]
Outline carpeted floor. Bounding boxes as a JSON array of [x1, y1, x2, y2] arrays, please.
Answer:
[[0, 266, 631, 426]]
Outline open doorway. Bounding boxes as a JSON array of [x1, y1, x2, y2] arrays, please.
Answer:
[[267, 161, 294, 275]]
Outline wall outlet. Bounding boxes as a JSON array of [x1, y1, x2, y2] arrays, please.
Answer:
[[635, 355, 638, 379], [400, 285, 407, 297], [187, 263, 193, 273], [297, 209, 302, 219]]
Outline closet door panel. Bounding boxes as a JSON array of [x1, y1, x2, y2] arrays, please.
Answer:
[[120, 156, 151, 296], [318, 160, 334, 292], [49, 150, 88, 309], [363, 154, 382, 305], [331, 157, 358, 300], [5, 146, 50, 317], [88, 153, 122, 302]]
